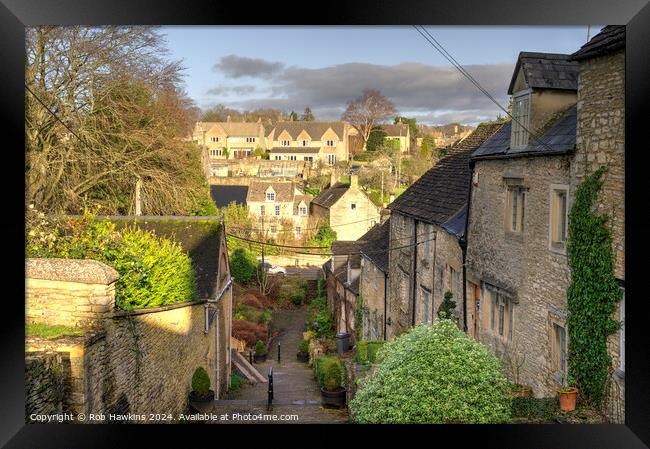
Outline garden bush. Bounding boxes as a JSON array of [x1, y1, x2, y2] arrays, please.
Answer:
[[511, 396, 559, 422], [233, 304, 264, 323], [315, 356, 345, 389], [355, 340, 386, 364], [191, 367, 211, 396], [232, 320, 267, 347], [240, 293, 264, 309], [255, 339, 266, 355], [230, 373, 243, 391], [299, 339, 309, 354], [306, 295, 335, 339], [290, 292, 304, 306], [229, 248, 257, 285], [350, 320, 512, 423]]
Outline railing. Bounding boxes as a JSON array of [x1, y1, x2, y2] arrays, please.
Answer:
[[267, 366, 274, 410]]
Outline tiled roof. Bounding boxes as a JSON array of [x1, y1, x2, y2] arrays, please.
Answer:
[[269, 121, 346, 141], [389, 122, 504, 225], [292, 195, 311, 215], [570, 25, 625, 61], [379, 124, 409, 137], [359, 219, 390, 273], [332, 240, 364, 256], [507, 52, 579, 94], [441, 205, 467, 240], [199, 121, 264, 137], [269, 147, 321, 154], [210, 185, 248, 208], [246, 181, 298, 202], [472, 105, 576, 159], [311, 182, 349, 208]]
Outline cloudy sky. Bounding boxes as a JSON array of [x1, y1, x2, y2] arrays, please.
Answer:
[[162, 26, 598, 125]]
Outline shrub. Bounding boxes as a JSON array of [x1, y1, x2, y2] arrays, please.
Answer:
[[241, 293, 264, 310], [232, 320, 267, 347], [324, 359, 344, 391], [191, 367, 211, 396], [230, 373, 243, 391], [234, 304, 264, 323], [290, 292, 304, 306], [355, 340, 386, 364], [306, 295, 335, 339], [255, 339, 266, 355], [299, 339, 309, 354], [229, 248, 257, 285], [316, 356, 345, 389], [512, 397, 559, 422], [350, 321, 512, 423], [437, 290, 456, 320]]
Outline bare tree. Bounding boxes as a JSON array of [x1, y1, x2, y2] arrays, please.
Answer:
[[341, 89, 397, 155]]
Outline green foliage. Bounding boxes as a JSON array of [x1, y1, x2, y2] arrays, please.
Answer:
[[254, 147, 269, 159], [316, 356, 345, 390], [350, 321, 512, 423], [306, 295, 335, 339], [301, 107, 315, 121], [255, 339, 266, 355], [26, 323, 87, 339], [230, 373, 243, 391], [437, 290, 456, 320], [394, 116, 418, 136], [566, 166, 622, 406], [229, 248, 257, 285], [355, 340, 386, 364], [366, 126, 387, 151], [308, 225, 337, 249], [291, 292, 304, 306], [234, 304, 265, 323], [191, 367, 211, 396], [299, 339, 310, 354], [355, 296, 364, 341], [289, 110, 298, 121], [511, 397, 559, 422], [189, 181, 219, 216], [304, 186, 320, 196]]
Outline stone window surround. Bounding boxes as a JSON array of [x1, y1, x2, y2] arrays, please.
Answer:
[[511, 88, 532, 149], [503, 177, 528, 239], [549, 183, 570, 255], [548, 309, 568, 385], [481, 282, 516, 344]]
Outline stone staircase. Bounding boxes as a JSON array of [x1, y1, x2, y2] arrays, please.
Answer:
[[231, 349, 267, 384]]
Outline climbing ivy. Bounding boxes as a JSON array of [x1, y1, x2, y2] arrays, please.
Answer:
[[566, 166, 622, 406], [355, 295, 364, 341]]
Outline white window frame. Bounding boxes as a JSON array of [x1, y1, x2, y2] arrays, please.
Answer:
[[274, 204, 281, 216], [281, 140, 290, 147], [549, 184, 569, 253], [288, 155, 297, 161], [327, 154, 337, 166], [295, 226, 301, 235], [246, 137, 256, 143], [373, 265, 378, 290], [270, 224, 277, 233], [299, 205, 307, 216], [326, 139, 335, 147], [506, 185, 526, 235], [266, 191, 275, 202], [511, 90, 531, 149], [301, 139, 310, 147], [209, 148, 222, 158]]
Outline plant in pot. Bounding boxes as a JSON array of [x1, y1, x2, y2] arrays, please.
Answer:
[[189, 367, 215, 412], [297, 339, 309, 363], [558, 385, 578, 412], [254, 339, 267, 363], [500, 337, 532, 398], [320, 357, 346, 408]]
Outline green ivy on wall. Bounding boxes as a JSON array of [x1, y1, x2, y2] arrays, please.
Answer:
[[566, 166, 622, 406]]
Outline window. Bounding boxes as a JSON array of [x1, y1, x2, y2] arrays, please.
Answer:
[[619, 289, 625, 373], [260, 205, 265, 216], [326, 139, 335, 147], [327, 154, 337, 166], [270, 224, 277, 233], [373, 265, 378, 290], [275, 204, 281, 216], [363, 260, 370, 283], [288, 155, 297, 161], [274, 155, 281, 160], [506, 186, 526, 234], [447, 265, 459, 299], [550, 186, 569, 250], [299, 205, 307, 216], [281, 140, 290, 146], [245, 137, 256, 143], [266, 191, 275, 202], [304, 156, 313, 162], [295, 226, 301, 235], [351, 203, 357, 210], [487, 287, 513, 342], [422, 287, 431, 324], [511, 92, 531, 149], [422, 224, 433, 263], [301, 140, 310, 147], [209, 148, 222, 158], [210, 136, 221, 143], [552, 322, 568, 376]]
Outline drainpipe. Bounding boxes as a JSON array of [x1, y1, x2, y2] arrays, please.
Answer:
[[383, 270, 388, 340], [431, 232, 437, 323], [460, 160, 476, 333], [411, 220, 419, 327]]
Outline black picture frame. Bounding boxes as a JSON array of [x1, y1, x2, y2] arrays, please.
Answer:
[[3, 0, 649, 447]]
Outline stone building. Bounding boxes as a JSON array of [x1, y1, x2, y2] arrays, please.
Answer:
[[311, 173, 381, 241], [569, 25, 625, 419], [386, 123, 503, 339], [358, 219, 391, 340], [192, 120, 267, 161], [245, 180, 312, 239], [379, 122, 411, 153]]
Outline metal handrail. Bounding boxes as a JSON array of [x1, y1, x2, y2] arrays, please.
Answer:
[[267, 366, 274, 410]]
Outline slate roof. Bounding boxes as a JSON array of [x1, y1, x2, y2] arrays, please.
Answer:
[[210, 185, 248, 208], [246, 181, 299, 202], [311, 182, 349, 208], [331, 240, 364, 257], [106, 216, 223, 300], [269, 121, 346, 140], [441, 205, 467, 240], [292, 195, 311, 215], [389, 122, 504, 225], [507, 52, 579, 94], [379, 123, 409, 137], [199, 121, 264, 137], [359, 219, 390, 273], [269, 147, 321, 154], [570, 25, 625, 61], [472, 105, 577, 159]]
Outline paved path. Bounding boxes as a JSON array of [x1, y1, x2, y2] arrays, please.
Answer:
[[210, 307, 348, 424]]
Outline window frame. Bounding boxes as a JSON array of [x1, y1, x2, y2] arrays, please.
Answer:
[[266, 191, 276, 202], [505, 184, 526, 235], [511, 90, 531, 149], [274, 204, 281, 216], [327, 154, 336, 166], [281, 139, 290, 147], [549, 184, 570, 253]]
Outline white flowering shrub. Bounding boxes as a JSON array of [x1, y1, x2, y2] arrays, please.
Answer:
[[350, 320, 512, 423]]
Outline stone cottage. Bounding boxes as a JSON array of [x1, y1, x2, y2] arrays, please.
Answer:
[[311, 173, 381, 241], [569, 25, 625, 419], [385, 122, 504, 339]]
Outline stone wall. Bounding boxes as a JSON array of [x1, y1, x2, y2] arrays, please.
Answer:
[[466, 155, 572, 397], [25, 258, 231, 422], [25, 352, 72, 420], [359, 256, 386, 340], [328, 184, 381, 241]]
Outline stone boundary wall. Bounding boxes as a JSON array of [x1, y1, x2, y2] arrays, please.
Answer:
[[25, 351, 72, 420], [25, 258, 228, 423]]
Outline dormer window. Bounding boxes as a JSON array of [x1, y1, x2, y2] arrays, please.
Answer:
[[281, 140, 290, 146], [511, 91, 531, 149], [301, 140, 310, 147], [298, 203, 307, 216], [246, 137, 256, 143], [326, 140, 335, 147], [266, 189, 276, 202]]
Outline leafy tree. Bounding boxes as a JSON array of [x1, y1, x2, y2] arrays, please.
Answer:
[[350, 321, 512, 423], [366, 126, 387, 152], [437, 291, 457, 320], [342, 89, 397, 153], [229, 248, 257, 285], [309, 224, 337, 249], [289, 110, 299, 121], [394, 116, 418, 136], [301, 107, 315, 121]]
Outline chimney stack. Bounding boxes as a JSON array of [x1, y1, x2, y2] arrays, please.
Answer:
[[330, 171, 338, 188], [350, 174, 358, 189], [389, 192, 395, 203]]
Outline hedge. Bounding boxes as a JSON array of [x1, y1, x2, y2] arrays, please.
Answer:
[[350, 321, 512, 423], [315, 356, 345, 389], [355, 340, 386, 364]]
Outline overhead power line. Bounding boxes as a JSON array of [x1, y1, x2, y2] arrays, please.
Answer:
[[412, 25, 557, 154]]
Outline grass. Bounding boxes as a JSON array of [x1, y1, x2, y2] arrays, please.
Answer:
[[26, 323, 87, 339]]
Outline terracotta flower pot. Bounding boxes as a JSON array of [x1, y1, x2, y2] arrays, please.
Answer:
[[558, 387, 578, 412], [511, 385, 533, 398]]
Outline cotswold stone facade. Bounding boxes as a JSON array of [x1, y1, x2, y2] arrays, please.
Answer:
[[466, 155, 573, 397]]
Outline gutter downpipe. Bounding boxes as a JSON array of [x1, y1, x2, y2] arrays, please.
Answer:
[[205, 277, 233, 399], [460, 160, 476, 333], [383, 270, 388, 340], [411, 220, 419, 327]]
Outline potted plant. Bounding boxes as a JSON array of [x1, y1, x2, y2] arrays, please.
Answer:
[[297, 339, 309, 363], [189, 367, 215, 412], [558, 385, 578, 412], [511, 383, 533, 398], [254, 339, 267, 363], [320, 358, 346, 408]]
